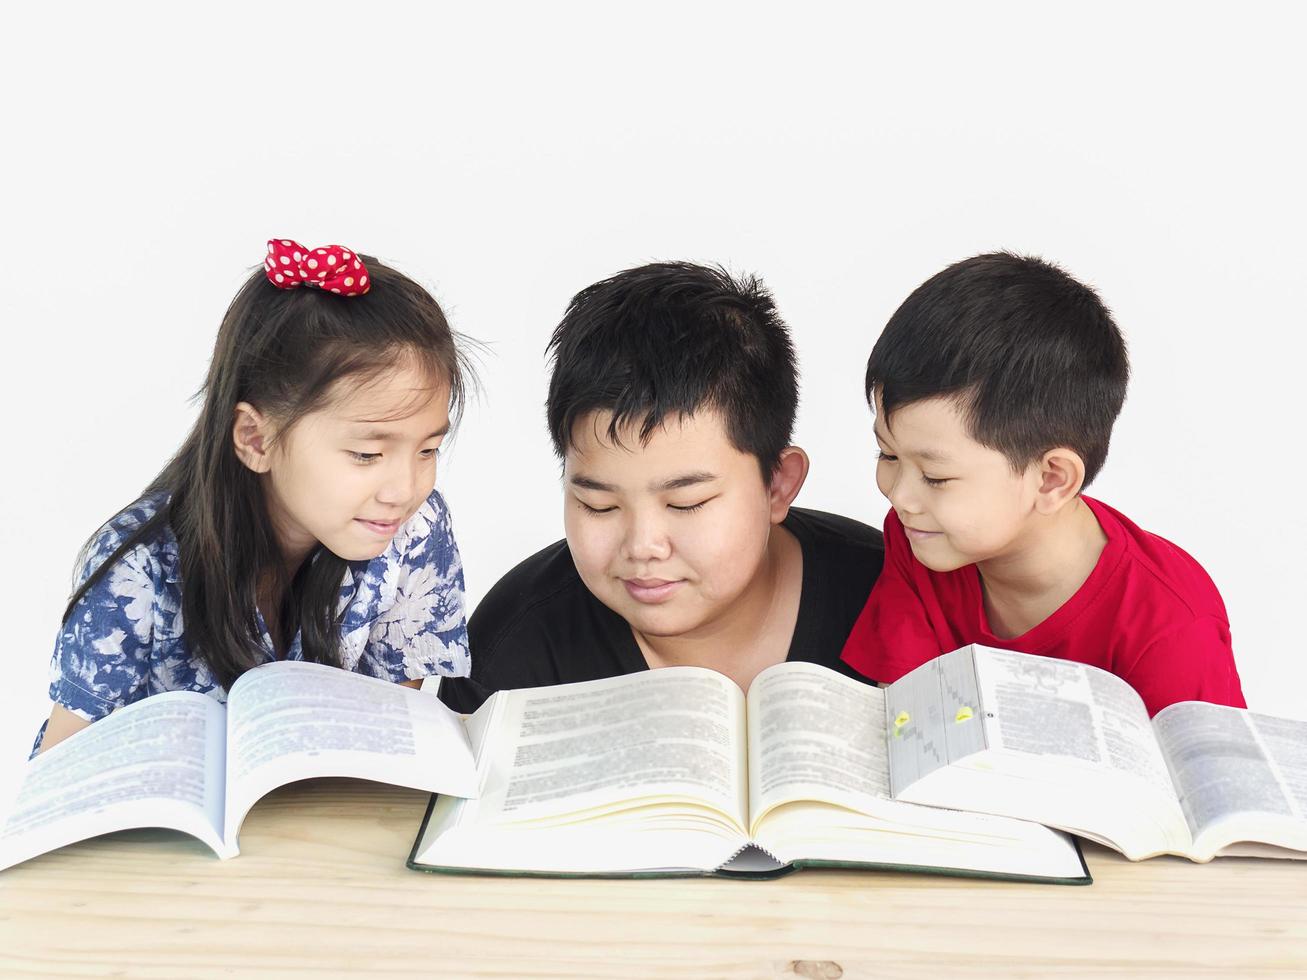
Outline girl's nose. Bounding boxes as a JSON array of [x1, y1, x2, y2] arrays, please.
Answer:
[[377, 457, 421, 505]]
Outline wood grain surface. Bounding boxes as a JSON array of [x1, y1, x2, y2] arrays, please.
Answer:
[[1, 778, 1304, 978]]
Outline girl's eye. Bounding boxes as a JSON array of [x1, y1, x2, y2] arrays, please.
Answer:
[[922, 476, 952, 488], [349, 451, 382, 463], [420, 447, 440, 460], [579, 501, 617, 515], [876, 451, 898, 462], [669, 501, 707, 513]]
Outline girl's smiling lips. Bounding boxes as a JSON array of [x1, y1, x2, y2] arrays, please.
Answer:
[[356, 517, 403, 536], [622, 577, 684, 603]]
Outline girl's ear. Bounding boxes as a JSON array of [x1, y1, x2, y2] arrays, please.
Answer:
[[1033, 446, 1086, 515], [768, 446, 810, 524], [232, 402, 274, 474]]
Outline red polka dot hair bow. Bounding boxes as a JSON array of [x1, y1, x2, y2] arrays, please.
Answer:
[[264, 238, 370, 295]]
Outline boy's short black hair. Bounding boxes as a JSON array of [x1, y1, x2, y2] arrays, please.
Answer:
[[547, 262, 798, 475], [867, 252, 1128, 487]]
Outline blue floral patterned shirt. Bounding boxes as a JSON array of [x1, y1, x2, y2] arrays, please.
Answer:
[[34, 488, 470, 755]]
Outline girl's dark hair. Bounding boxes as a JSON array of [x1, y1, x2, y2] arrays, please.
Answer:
[[63, 257, 469, 690], [867, 252, 1129, 488], [546, 262, 798, 477]]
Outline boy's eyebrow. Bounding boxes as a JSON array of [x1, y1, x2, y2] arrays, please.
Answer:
[[569, 471, 719, 493], [571, 475, 616, 492], [872, 422, 950, 462], [655, 471, 717, 491], [352, 422, 451, 441]]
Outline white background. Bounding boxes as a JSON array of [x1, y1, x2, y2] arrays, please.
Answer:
[[1, 2, 1304, 785]]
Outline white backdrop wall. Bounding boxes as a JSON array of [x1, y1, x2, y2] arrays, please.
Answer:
[[2, 2, 1303, 782]]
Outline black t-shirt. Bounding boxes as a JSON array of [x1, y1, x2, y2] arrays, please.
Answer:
[[439, 507, 885, 713]]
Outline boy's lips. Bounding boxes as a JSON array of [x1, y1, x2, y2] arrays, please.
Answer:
[[904, 525, 942, 541], [621, 577, 685, 604]]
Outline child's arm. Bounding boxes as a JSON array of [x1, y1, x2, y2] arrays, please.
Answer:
[[36, 705, 92, 754], [840, 510, 945, 684], [36, 535, 156, 757]]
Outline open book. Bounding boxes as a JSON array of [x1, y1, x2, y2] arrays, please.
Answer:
[[0, 661, 478, 871], [409, 661, 1089, 882], [887, 644, 1307, 862]]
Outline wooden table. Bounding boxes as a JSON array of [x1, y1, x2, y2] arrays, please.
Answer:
[[1, 779, 1304, 978]]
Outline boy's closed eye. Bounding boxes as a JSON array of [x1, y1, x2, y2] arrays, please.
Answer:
[[668, 496, 715, 513], [576, 498, 715, 515], [877, 449, 952, 486]]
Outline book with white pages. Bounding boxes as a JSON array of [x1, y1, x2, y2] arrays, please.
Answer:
[[887, 644, 1307, 862], [0, 661, 479, 871], [409, 661, 1090, 883]]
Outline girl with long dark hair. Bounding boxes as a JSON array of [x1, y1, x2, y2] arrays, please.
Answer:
[[36, 239, 474, 754]]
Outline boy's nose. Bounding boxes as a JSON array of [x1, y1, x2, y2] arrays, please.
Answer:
[[621, 509, 672, 562], [883, 472, 922, 516]]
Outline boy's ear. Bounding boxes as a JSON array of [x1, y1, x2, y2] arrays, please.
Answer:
[[1033, 447, 1086, 514], [768, 446, 810, 524], [232, 402, 274, 474]]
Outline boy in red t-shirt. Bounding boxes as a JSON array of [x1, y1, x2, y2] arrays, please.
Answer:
[[840, 252, 1245, 716]]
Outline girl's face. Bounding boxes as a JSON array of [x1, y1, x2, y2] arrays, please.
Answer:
[[237, 360, 451, 566]]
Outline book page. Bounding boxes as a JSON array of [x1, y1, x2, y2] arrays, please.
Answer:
[[0, 693, 228, 870], [1250, 713, 1307, 818], [747, 662, 890, 828], [888, 646, 1191, 858], [744, 661, 1087, 880], [974, 648, 1176, 796], [1153, 703, 1301, 843], [885, 646, 988, 795], [223, 661, 478, 844], [461, 667, 747, 828]]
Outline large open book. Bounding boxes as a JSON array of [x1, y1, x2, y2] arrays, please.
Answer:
[[0, 661, 478, 871], [409, 661, 1089, 882], [887, 644, 1307, 862]]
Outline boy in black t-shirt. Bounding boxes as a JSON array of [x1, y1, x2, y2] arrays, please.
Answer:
[[440, 263, 885, 712]]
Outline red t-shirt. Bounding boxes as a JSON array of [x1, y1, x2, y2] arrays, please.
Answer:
[[840, 497, 1246, 716]]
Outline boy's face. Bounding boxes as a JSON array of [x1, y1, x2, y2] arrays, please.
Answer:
[[873, 393, 1041, 572], [563, 409, 779, 641]]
